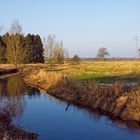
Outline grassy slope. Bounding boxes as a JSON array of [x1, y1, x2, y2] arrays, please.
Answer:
[[19, 61, 140, 122]]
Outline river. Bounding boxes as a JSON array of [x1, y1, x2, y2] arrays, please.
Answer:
[[0, 75, 140, 140]]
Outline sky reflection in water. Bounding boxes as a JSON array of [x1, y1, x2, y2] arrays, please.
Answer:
[[0, 75, 140, 140]]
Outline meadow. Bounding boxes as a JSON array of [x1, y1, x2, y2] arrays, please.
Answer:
[[45, 60, 140, 84], [1, 60, 140, 84], [19, 60, 140, 121]]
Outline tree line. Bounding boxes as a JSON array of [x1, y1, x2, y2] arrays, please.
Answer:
[[1, 33, 44, 64], [0, 21, 44, 67], [0, 20, 113, 67], [0, 21, 71, 67]]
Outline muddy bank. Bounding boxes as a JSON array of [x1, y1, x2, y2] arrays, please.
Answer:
[[19, 67, 140, 122]]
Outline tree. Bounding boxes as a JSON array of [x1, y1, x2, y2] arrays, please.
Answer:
[[97, 47, 109, 60], [24, 34, 34, 63], [44, 34, 65, 64], [44, 34, 55, 64], [64, 49, 69, 62], [32, 34, 44, 63], [53, 41, 65, 64], [72, 54, 80, 64], [4, 34, 26, 67], [24, 34, 44, 63], [0, 36, 6, 63], [4, 21, 25, 68], [9, 20, 22, 35]]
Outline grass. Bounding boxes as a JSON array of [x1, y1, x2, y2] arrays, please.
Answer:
[[19, 65, 140, 122], [39, 61, 140, 84], [1, 61, 140, 83], [2, 61, 140, 128], [9, 60, 140, 122]]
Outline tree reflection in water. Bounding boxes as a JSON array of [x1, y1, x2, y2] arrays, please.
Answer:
[[0, 75, 39, 140]]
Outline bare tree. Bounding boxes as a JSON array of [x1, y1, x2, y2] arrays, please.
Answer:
[[44, 34, 66, 64], [5, 21, 25, 68], [9, 20, 22, 35], [53, 41, 65, 64], [97, 47, 109, 60], [44, 34, 55, 64], [64, 49, 69, 62]]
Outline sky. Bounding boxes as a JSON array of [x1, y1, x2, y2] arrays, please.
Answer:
[[0, 0, 140, 58]]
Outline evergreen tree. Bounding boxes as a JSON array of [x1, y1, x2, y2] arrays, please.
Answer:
[[0, 35, 6, 63], [1, 21, 44, 64], [23, 34, 44, 63], [24, 34, 34, 63], [32, 35, 44, 63]]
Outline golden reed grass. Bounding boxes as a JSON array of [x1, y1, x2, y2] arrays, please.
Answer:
[[19, 66, 140, 122]]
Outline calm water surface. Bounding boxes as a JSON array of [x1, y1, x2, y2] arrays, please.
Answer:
[[0, 75, 140, 140]]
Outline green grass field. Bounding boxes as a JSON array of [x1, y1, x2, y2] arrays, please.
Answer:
[[47, 61, 140, 83]]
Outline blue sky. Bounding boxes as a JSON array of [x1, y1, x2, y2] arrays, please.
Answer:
[[1, 0, 140, 57]]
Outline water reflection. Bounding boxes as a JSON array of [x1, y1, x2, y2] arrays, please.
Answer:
[[0, 75, 140, 140], [48, 93, 140, 130], [0, 75, 38, 139], [0, 75, 40, 97], [73, 104, 140, 129]]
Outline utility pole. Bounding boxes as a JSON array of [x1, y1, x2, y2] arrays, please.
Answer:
[[134, 34, 139, 58], [0, 25, 3, 33]]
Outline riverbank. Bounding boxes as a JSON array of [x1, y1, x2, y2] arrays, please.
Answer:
[[19, 61, 140, 83], [19, 66, 140, 122], [0, 104, 38, 140], [0, 64, 17, 76], [0, 68, 17, 75]]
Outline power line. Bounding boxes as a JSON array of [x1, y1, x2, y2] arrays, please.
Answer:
[[134, 34, 139, 57]]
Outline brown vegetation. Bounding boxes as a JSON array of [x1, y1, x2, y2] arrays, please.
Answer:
[[0, 102, 38, 140], [19, 66, 140, 122], [0, 75, 39, 140]]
